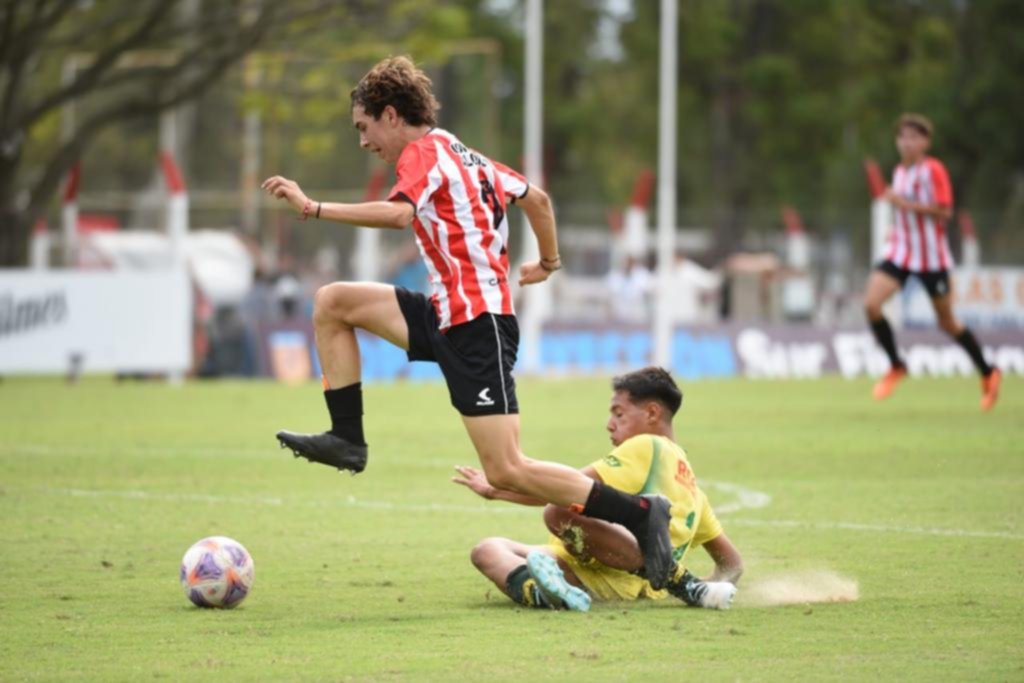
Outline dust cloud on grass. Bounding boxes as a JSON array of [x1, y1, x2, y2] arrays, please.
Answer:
[[739, 570, 859, 607]]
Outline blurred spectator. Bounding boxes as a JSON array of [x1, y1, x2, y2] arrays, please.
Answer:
[[200, 305, 255, 377], [274, 272, 302, 321], [607, 255, 653, 324], [669, 253, 722, 324], [385, 240, 430, 294]]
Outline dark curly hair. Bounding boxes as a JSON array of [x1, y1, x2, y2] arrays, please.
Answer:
[[350, 56, 440, 127], [612, 366, 683, 418]]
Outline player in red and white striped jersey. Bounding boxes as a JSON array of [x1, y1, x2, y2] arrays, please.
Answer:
[[262, 56, 677, 589], [864, 113, 1001, 410]]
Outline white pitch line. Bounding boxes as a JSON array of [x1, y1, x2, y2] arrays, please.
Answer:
[[727, 517, 1024, 541], [7, 444, 1019, 541], [30, 479, 772, 518], [703, 481, 772, 514], [0, 444, 772, 511], [21, 485, 1023, 541], [0, 443, 479, 470]]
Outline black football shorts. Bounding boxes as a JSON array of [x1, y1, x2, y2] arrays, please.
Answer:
[[394, 287, 519, 417], [876, 260, 951, 299]]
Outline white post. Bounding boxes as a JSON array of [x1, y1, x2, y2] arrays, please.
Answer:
[[159, 112, 190, 384], [960, 211, 980, 267], [240, 56, 262, 236], [652, 0, 678, 369], [352, 167, 387, 282], [518, 0, 549, 374], [29, 228, 51, 269], [871, 196, 901, 325], [870, 197, 891, 265], [160, 111, 189, 270], [351, 230, 381, 282], [61, 165, 80, 268], [864, 158, 901, 326]]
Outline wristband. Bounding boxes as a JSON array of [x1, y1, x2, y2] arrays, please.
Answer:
[[315, 202, 322, 219], [540, 260, 562, 273]]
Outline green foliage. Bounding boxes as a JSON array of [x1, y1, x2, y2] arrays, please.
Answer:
[[7, 0, 1023, 264]]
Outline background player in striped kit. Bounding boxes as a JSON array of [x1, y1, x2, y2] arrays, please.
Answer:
[[863, 113, 1001, 410], [262, 56, 676, 589]]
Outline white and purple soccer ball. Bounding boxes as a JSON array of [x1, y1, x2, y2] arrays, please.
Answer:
[[180, 536, 255, 609]]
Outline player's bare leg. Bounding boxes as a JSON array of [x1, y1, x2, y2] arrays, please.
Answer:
[[864, 270, 907, 400], [543, 504, 642, 570], [312, 282, 410, 384], [470, 538, 589, 610], [463, 414, 676, 589], [461, 414, 592, 505], [542, 505, 735, 609], [276, 283, 410, 472], [930, 288, 1000, 410]]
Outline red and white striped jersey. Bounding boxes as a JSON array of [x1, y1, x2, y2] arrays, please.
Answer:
[[388, 129, 529, 330], [884, 156, 954, 272]]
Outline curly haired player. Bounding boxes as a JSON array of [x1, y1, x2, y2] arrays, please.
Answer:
[[262, 56, 676, 589]]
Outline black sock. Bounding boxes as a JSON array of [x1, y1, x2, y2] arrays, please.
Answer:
[[869, 317, 904, 369], [324, 382, 366, 445], [954, 328, 992, 377], [580, 481, 650, 532], [505, 565, 546, 607]]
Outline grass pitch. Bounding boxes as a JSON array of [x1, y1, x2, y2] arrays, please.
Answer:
[[0, 374, 1021, 681]]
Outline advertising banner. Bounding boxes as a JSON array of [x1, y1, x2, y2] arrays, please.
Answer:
[[0, 269, 192, 374], [254, 321, 1022, 383]]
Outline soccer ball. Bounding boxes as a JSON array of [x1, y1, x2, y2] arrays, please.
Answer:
[[180, 536, 255, 609]]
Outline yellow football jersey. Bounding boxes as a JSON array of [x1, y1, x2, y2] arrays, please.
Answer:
[[548, 434, 723, 601]]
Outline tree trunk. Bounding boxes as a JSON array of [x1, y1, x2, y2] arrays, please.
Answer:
[[0, 207, 31, 267]]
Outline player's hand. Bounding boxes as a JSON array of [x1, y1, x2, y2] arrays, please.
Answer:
[[518, 260, 552, 286], [261, 175, 310, 216], [883, 187, 907, 209], [699, 581, 737, 610], [451, 465, 494, 499]]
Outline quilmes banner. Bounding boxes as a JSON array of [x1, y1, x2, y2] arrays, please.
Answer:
[[0, 269, 191, 374]]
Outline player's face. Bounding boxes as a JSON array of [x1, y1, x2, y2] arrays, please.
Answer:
[[895, 126, 930, 163], [352, 105, 402, 164], [606, 391, 655, 446]]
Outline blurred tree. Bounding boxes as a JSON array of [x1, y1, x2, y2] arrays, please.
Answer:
[[7, 1, 1020, 267], [0, 0, 336, 267], [490, 0, 1024, 262]]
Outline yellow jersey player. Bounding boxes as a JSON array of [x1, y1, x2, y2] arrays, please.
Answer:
[[452, 367, 743, 611]]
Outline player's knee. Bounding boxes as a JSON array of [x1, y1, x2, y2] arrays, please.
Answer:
[[313, 283, 353, 327], [470, 538, 500, 569], [543, 504, 574, 534]]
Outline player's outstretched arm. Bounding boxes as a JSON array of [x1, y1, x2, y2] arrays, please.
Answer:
[[702, 533, 744, 585], [262, 175, 413, 229], [515, 186, 561, 286], [452, 465, 547, 506]]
